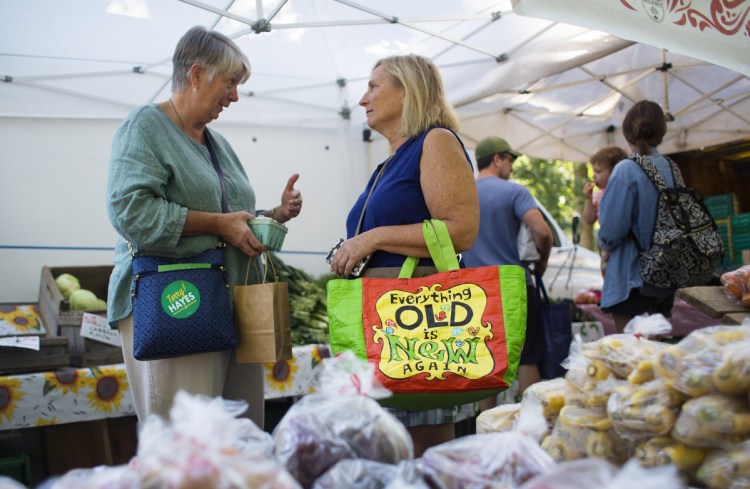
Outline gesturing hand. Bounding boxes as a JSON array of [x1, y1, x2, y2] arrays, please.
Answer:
[[276, 173, 302, 222]]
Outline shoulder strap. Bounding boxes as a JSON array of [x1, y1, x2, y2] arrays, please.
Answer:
[[631, 153, 667, 191], [204, 129, 229, 213], [355, 155, 393, 236], [397, 219, 459, 278], [665, 155, 685, 187]]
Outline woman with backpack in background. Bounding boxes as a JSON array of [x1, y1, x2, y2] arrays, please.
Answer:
[[597, 100, 677, 333]]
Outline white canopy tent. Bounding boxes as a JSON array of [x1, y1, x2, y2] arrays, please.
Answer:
[[1, 0, 749, 302], [4, 0, 748, 157]]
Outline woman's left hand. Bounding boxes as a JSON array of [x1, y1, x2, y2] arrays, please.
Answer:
[[275, 174, 302, 222]]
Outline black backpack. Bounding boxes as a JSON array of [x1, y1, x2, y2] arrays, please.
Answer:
[[632, 154, 724, 291]]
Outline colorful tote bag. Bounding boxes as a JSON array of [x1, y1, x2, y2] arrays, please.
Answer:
[[327, 220, 527, 410]]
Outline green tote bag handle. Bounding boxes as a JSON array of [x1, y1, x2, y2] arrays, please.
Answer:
[[398, 219, 459, 278]]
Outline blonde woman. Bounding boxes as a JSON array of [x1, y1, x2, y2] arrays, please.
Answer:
[[330, 54, 479, 455]]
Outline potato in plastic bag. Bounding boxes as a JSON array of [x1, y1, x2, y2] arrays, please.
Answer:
[[273, 351, 413, 488], [476, 402, 521, 434], [654, 325, 750, 397], [633, 435, 711, 485], [606, 379, 684, 441], [696, 439, 750, 489], [521, 377, 568, 427], [421, 431, 555, 489], [541, 405, 628, 465], [672, 394, 750, 449], [518, 458, 682, 489], [711, 338, 750, 396], [581, 322, 670, 380], [564, 336, 624, 409]]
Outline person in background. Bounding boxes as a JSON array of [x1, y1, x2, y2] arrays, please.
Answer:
[[462, 136, 553, 410], [598, 100, 675, 333], [329, 54, 479, 456], [582, 146, 627, 277], [106, 26, 302, 426]]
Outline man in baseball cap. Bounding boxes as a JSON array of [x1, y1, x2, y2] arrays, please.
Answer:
[[464, 135, 552, 410], [474, 136, 521, 162]]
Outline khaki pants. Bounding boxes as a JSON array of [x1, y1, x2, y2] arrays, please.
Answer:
[[119, 315, 264, 429]]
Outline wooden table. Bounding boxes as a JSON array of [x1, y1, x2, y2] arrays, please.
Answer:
[[675, 286, 750, 325]]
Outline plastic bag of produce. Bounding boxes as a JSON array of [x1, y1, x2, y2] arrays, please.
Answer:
[[47, 465, 140, 489], [311, 459, 429, 489], [512, 377, 569, 442], [711, 337, 750, 396], [420, 431, 555, 489], [134, 391, 297, 489], [580, 315, 671, 379], [564, 336, 625, 409], [606, 379, 684, 442], [654, 324, 750, 397], [672, 394, 750, 449], [634, 435, 711, 485], [518, 458, 682, 489], [720, 264, 750, 306], [541, 405, 629, 465], [696, 439, 750, 489], [476, 402, 522, 434], [273, 351, 413, 488]]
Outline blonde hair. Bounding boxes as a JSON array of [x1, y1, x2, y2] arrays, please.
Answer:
[[374, 55, 458, 137], [172, 26, 251, 92]]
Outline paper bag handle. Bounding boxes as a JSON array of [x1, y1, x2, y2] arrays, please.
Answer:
[[243, 253, 278, 285], [398, 219, 459, 278]]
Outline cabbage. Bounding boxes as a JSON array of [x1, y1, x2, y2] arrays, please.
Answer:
[[95, 299, 107, 310], [69, 289, 99, 311], [55, 273, 80, 300]]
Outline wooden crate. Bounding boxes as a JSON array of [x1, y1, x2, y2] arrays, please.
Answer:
[[0, 337, 69, 375], [40, 416, 137, 478], [37, 265, 113, 339], [77, 339, 124, 367]]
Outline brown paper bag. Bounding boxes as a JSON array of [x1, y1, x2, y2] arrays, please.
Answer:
[[233, 257, 293, 363]]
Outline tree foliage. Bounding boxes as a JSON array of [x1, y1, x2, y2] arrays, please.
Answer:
[[511, 156, 590, 236]]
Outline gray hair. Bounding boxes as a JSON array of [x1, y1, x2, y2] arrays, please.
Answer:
[[171, 26, 251, 92]]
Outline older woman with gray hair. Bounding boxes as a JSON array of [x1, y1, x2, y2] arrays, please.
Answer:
[[106, 25, 302, 425]]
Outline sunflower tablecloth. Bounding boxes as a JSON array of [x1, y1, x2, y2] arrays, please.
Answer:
[[0, 344, 331, 430]]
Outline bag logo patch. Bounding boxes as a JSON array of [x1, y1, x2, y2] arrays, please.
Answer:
[[363, 272, 506, 389], [161, 280, 201, 319]]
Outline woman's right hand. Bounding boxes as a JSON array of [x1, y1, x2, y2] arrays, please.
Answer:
[[223, 212, 268, 257], [330, 234, 372, 277]]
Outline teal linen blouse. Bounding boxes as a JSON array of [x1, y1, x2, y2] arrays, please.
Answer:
[[106, 103, 260, 327]]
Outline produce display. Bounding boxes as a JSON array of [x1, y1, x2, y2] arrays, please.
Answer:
[[479, 320, 750, 487], [272, 351, 414, 489], [266, 253, 330, 346], [54, 272, 107, 310]]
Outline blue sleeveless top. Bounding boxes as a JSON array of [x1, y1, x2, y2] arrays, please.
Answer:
[[346, 127, 472, 268]]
